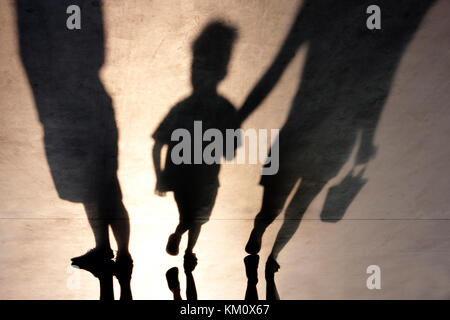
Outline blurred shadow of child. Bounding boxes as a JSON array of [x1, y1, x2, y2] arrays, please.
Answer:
[[152, 21, 240, 269]]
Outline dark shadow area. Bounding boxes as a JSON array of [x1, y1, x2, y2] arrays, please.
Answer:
[[165, 256, 199, 300], [16, 0, 133, 299], [320, 166, 367, 222], [240, 0, 436, 273], [74, 260, 115, 301], [75, 258, 132, 300], [244, 255, 280, 301], [152, 22, 240, 261], [166, 267, 182, 300]]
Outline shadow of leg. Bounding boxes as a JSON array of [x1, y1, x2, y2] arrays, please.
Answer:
[[166, 267, 182, 300], [110, 200, 131, 256], [186, 224, 202, 255], [244, 255, 259, 301], [166, 225, 185, 256], [184, 252, 198, 300], [71, 203, 113, 265], [270, 179, 325, 260], [245, 186, 291, 255], [114, 253, 133, 300], [72, 259, 115, 300], [185, 270, 198, 301], [98, 269, 115, 301], [265, 256, 280, 301]]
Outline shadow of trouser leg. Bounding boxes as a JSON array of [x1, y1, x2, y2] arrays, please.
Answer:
[[270, 179, 325, 259]]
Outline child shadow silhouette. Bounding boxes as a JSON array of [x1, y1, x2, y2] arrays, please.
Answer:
[[165, 259, 198, 301], [152, 21, 240, 266]]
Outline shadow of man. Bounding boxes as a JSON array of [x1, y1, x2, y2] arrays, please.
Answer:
[[152, 22, 240, 268], [16, 0, 133, 298], [239, 0, 436, 276]]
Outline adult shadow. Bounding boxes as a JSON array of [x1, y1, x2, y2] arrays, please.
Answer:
[[244, 255, 280, 301], [74, 260, 133, 301], [16, 0, 133, 296], [75, 260, 115, 301], [75, 259, 132, 300], [240, 0, 436, 271], [152, 22, 240, 262]]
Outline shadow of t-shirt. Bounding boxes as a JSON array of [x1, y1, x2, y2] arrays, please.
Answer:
[[153, 93, 239, 190]]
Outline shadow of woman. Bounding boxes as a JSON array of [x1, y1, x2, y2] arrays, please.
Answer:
[[239, 0, 436, 279]]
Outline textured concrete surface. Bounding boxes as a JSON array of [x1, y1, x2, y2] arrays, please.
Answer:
[[0, 0, 449, 299]]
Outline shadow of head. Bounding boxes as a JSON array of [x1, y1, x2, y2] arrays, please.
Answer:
[[191, 21, 238, 91]]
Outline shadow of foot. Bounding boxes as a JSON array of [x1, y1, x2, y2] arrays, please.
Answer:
[[71, 258, 115, 300], [166, 233, 182, 256], [183, 252, 198, 273], [265, 256, 280, 280], [72, 258, 114, 279], [245, 229, 263, 255], [114, 252, 133, 300], [166, 267, 182, 300], [265, 256, 280, 301], [71, 248, 114, 268], [244, 254, 259, 284]]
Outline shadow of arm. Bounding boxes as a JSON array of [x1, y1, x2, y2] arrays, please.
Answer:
[[238, 2, 312, 123]]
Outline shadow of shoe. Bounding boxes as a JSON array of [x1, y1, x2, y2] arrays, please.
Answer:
[[166, 267, 182, 300], [166, 233, 181, 256], [183, 252, 198, 273], [245, 230, 262, 255], [72, 259, 115, 300]]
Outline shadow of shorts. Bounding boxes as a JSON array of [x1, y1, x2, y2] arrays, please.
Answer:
[[174, 185, 218, 229]]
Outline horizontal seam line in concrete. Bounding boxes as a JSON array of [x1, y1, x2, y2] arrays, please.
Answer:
[[0, 218, 449, 221]]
